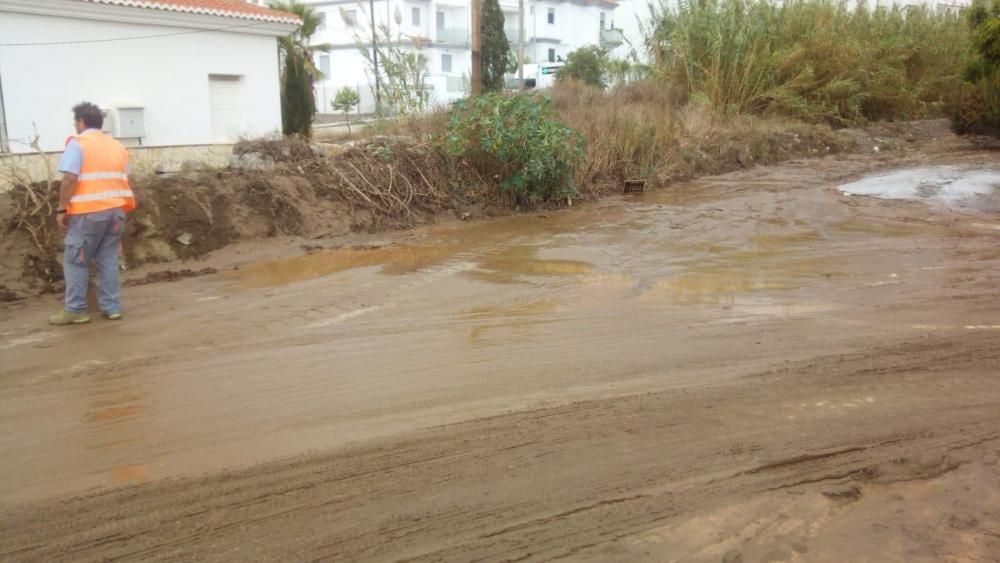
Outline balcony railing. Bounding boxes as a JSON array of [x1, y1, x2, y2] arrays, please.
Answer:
[[600, 28, 625, 47], [435, 27, 469, 45]]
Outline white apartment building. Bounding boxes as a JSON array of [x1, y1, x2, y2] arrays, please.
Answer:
[[283, 0, 620, 113]]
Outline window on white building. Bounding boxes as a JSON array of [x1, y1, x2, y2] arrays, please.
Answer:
[[548, 48, 556, 62], [600, 12, 606, 30], [441, 53, 453, 73], [342, 9, 357, 26], [319, 55, 331, 79], [412, 7, 421, 26], [547, 8, 555, 24], [436, 10, 445, 29]]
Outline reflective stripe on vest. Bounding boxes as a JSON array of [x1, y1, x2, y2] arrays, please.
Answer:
[[66, 132, 135, 215], [70, 190, 135, 203], [78, 171, 130, 181]]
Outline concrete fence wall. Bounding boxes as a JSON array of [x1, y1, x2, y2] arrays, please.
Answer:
[[0, 145, 234, 192]]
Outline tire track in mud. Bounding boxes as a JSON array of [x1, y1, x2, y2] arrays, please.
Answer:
[[4, 331, 999, 562]]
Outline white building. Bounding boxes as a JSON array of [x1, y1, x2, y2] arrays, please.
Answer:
[[296, 0, 620, 113], [609, 0, 652, 62], [0, 0, 299, 156]]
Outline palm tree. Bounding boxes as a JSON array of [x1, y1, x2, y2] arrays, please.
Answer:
[[269, 1, 332, 136], [607, 58, 633, 87]]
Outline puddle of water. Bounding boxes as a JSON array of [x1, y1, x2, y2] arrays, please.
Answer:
[[457, 299, 558, 321], [637, 181, 725, 206], [751, 230, 822, 250], [726, 299, 838, 318], [228, 244, 460, 289], [459, 299, 563, 347], [839, 166, 1000, 210], [646, 270, 797, 304], [464, 246, 594, 284], [466, 318, 559, 346]]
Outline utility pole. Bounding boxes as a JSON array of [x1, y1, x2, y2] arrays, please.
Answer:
[[370, 0, 381, 114], [471, 0, 482, 95], [518, 0, 525, 90]]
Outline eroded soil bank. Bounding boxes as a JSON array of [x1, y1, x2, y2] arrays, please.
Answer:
[[1, 124, 999, 562]]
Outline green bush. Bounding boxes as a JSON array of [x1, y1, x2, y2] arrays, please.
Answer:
[[650, 0, 970, 126], [951, 0, 1000, 135], [446, 93, 584, 205], [558, 46, 609, 88]]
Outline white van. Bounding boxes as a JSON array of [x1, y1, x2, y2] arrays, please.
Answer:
[[506, 62, 564, 91]]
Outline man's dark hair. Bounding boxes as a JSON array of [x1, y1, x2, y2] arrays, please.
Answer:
[[73, 102, 103, 129]]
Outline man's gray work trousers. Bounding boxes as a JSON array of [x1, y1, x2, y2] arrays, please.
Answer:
[[63, 208, 125, 314]]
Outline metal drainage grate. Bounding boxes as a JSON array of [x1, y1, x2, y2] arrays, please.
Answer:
[[623, 180, 646, 194]]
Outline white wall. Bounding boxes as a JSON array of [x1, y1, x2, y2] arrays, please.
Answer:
[[612, 0, 659, 62], [0, 11, 284, 154]]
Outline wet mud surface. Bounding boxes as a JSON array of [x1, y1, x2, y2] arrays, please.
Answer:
[[2, 142, 999, 561]]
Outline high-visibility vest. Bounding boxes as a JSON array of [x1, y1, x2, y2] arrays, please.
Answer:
[[66, 131, 136, 215]]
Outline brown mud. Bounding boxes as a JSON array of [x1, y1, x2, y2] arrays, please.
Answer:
[[2, 124, 1000, 561], [1, 117, 877, 301]]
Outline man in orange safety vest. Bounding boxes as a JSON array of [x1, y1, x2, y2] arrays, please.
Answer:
[[49, 102, 136, 325]]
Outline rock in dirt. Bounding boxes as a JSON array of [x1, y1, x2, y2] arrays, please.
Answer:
[[154, 161, 184, 175], [821, 483, 863, 500], [0, 286, 21, 302], [230, 152, 275, 171], [176, 232, 194, 246], [947, 512, 979, 530], [722, 549, 744, 563]]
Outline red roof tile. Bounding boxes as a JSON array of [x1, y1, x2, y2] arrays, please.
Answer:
[[83, 0, 301, 25]]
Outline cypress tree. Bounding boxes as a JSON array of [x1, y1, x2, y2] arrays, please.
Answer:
[[281, 51, 315, 137], [481, 0, 510, 92]]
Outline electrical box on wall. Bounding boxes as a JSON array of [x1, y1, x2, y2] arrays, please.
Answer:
[[100, 109, 116, 136], [116, 107, 145, 139]]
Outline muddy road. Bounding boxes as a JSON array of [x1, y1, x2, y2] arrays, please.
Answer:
[[2, 140, 999, 562]]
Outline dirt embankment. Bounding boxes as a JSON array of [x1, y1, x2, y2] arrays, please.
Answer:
[[1, 138, 467, 299], [0, 120, 946, 300]]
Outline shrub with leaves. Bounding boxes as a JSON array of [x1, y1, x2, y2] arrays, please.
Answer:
[[558, 46, 609, 88], [351, 9, 430, 119], [951, 0, 1000, 135], [446, 93, 584, 205], [332, 86, 361, 134]]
